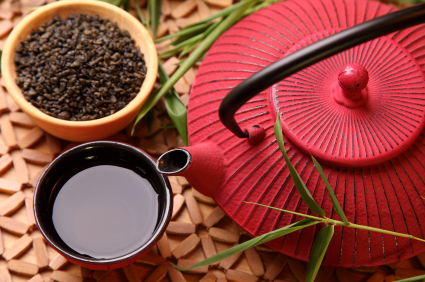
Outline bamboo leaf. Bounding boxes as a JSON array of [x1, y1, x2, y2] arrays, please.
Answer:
[[306, 225, 334, 282], [395, 275, 425, 282], [149, 0, 161, 38], [157, 63, 189, 146], [171, 21, 219, 59], [185, 0, 245, 27], [245, 202, 322, 221], [133, 0, 147, 26], [164, 93, 188, 145], [145, 108, 155, 134], [123, 0, 130, 11], [244, 0, 280, 16], [135, 0, 259, 122], [98, 0, 124, 7], [155, 23, 210, 43], [160, 121, 176, 129], [159, 48, 185, 59], [159, 34, 204, 58], [174, 218, 319, 271], [146, 0, 150, 31], [274, 117, 326, 217], [134, 61, 188, 144], [312, 156, 349, 224], [179, 39, 200, 58]]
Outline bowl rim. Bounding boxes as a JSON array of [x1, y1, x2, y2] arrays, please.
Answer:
[[0, 0, 158, 128], [33, 141, 173, 266]]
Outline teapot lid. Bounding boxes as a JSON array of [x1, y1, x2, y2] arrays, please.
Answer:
[[276, 30, 425, 167], [188, 0, 425, 268]]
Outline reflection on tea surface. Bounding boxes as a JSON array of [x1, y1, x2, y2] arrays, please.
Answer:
[[52, 165, 158, 259]]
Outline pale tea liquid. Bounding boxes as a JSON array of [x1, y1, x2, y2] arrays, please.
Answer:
[[52, 165, 158, 259]]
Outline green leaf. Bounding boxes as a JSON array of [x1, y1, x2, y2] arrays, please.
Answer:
[[306, 225, 334, 282], [160, 121, 176, 129], [244, 0, 280, 16], [133, 0, 147, 26], [399, 0, 420, 3], [170, 23, 214, 45], [157, 63, 189, 146], [155, 23, 211, 44], [164, 92, 188, 146], [311, 156, 348, 224], [158, 47, 185, 59], [274, 117, 326, 217], [245, 202, 321, 221], [133, 61, 188, 144], [98, 0, 125, 7], [158, 34, 204, 59], [145, 108, 155, 135], [136, 0, 260, 121], [173, 21, 219, 58], [146, 0, 150, 31], [123, 0, 130, 11], [395, 275, 425, 282], [178, 39, 201, 58], [149, 0, 161, 38], [174, 218, 319, 271], [185, 0, 245, 27]]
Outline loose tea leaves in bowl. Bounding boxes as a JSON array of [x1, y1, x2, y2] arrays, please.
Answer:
[[14, 13, 147, 121]]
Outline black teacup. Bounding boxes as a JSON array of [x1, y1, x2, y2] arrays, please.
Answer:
[[34, 141, 172, 270]]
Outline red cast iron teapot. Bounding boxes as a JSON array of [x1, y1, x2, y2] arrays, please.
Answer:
[[157, 0, 425, 268]]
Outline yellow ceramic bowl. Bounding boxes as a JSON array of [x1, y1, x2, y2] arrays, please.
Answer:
[[1, 0, 157, 142]]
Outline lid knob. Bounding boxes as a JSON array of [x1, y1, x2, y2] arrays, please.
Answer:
[[332, 64, 369, 108]]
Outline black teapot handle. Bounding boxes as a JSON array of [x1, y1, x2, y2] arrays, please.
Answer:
[[218, 3, 425, 139]]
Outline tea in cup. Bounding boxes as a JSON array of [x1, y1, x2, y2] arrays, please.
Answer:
[[33, 141, 172, 270]]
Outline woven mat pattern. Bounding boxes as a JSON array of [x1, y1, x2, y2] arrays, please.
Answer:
[[0, 0, 424, 281]]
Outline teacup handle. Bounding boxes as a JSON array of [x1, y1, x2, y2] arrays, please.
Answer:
[[218, 3, 425, 139]]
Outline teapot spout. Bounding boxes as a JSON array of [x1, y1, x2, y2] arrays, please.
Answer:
[[156, 143, 225, 198]]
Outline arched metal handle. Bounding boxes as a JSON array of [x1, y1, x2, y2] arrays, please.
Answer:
[[218, 3, 425, 139]]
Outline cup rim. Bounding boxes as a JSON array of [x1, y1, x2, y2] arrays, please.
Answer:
[[33, 141, 173, 265]]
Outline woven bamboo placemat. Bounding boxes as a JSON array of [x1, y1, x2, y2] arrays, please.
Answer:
[[0, 0, 424, 281]]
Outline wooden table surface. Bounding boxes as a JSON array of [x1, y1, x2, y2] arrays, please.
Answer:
[[0, 0, 424, 281]]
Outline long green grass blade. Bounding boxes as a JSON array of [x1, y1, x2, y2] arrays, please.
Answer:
[[185, 0, 244, 26], [395, 275, 425, 282], [169, 20, 218, 51], [179, 38, 201, 58], [158, 62, 188, 145], [135, 0, 259, 123], [145, 108, 155, 135], [148, 0, 161, 38], [164, 92, 188, 145], [306, 225, 334, 282], [274, 117, 325, 217], [136, 62, 188, 144], [159, 34, 204, 58], [155, 23, 210, 43], [123, 0, 130, 11], [98, 0, 124, 7], [311, 156, 348, 224], [146, 0, 150, 31], [134, 0, 147, 26], [158, 47, 184, 59], [244, 0, 280, 15], [175, 218, 319, 271], [245, 202, 321, 221]]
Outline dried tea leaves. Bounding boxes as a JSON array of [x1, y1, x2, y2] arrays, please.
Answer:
[[14, 13, 147, 121]]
